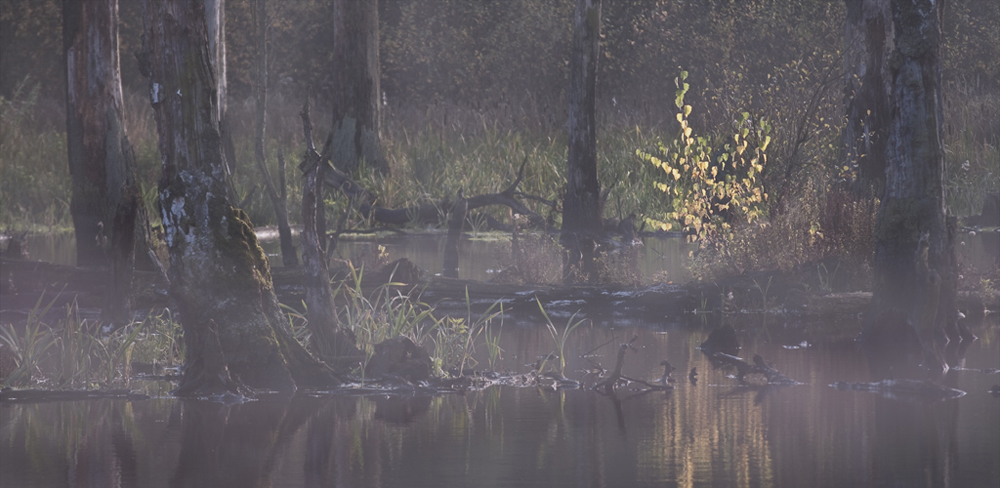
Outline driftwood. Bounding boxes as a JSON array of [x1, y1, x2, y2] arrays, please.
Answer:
[[710, 352, 798, 386], [593, 342, 630, 394], [830, 379, 966, 401]]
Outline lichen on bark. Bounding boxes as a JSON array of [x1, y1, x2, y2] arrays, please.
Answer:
[[144, 0, 340, 394]]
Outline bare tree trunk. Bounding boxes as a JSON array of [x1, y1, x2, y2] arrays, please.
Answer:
[[252, 0, 297, 266], [299, 102, 360, 363], [141, 0, 339, 393], [562, 0, 603, 282], [865, 0, 958, 374], [204, 0, 239, 196], [330, 0, 387, 175], [842, 0, 892, 194], [63, 0, 149, 325]]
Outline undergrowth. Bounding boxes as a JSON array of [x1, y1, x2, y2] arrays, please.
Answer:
[[0, 294, 183, 389]]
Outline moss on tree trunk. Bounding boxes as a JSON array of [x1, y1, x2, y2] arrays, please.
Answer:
[[142, 0, 339, 394]]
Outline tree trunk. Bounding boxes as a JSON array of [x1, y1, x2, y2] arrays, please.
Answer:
[[562, 0, 603, 282], [299, 102, 360, 364], [63, 0, 150, 325], [141, 0, 339, 393], [330, 0, 387, 175], [842, 0, 892, 194], [252, 0, 297, 266], [202, 0, 240, 202], [865, 0, 958, 374]]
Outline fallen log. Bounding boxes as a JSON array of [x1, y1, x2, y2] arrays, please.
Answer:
[[710, 352, 798, 386], [830, 379, 966, 401], [314, 150, 551, 230]]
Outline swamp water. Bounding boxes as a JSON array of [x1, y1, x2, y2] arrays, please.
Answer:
[[2, 316, 999, 488], [17, 229, 697, 284], [3, 232, 999, 487]]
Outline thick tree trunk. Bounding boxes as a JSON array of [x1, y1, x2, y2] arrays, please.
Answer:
[[330, 0, 387, 175], [63, 0, 148, 325], [252, 0, 297, 266], [842, 0, 892, 194], [562, 0, 603, 282], [865, 0, 958, 374], [141, 0, 339, 393]]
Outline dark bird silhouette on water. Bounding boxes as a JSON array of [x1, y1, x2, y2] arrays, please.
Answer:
[[659, 360, 676, 384]]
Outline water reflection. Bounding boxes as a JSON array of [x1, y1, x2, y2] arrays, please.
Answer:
[[21, 231, 696, 284], [22, 230, 997, 286], [3, 318, 998, 487]]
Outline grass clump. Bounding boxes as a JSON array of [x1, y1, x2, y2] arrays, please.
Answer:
[[0, 294, 183, 389]]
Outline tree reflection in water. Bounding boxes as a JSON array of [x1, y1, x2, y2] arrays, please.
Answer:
[[2, 319, 998, 487]]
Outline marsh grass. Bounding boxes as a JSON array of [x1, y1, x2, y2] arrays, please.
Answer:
[[536, 298, 588, 377], [0, 293, 59, 386], [326, 264, 504, 379], [0, 291, 183, 389]]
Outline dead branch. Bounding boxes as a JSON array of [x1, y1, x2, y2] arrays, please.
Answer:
[[592, 334, 638, 394], [710, 352, 798, 385], [303, 149, 550, 229]]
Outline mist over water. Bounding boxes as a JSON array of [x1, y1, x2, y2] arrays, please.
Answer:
[[2, 315, 998, 488]]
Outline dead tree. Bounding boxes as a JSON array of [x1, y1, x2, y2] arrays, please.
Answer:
[[204, 0, 238, 179], [252, 0, 297, 266], [64, 0, 158, 325], [141, 0, 340, 394], [842, 0, 892, 194], [562, 0, 603, 282], [330, 0, 387, 175], [864, 0, 959, 375], [318, 155, 549, 230], [299, 102, 361, 364]]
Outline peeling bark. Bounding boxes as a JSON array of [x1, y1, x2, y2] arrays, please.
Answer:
[[142, 0, 340, 393]]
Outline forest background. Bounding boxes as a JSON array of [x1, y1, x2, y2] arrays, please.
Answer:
[[1, 0, 997, 280]]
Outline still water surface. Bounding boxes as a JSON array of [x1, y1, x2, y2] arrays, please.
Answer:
[[6, 231, 999, 487], [2, 317, 999, 488], [20, 229, 696, 283]]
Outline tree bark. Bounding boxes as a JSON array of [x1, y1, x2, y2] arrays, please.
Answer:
[[63, 0, 148, 325], [201, 0, 241, 207], [562, 0, 603, 282], [330, 0, 387, 175], [842, 0, 892, 194], [299, 102, 360, 364], [141, 0, 340, 393], [252, 0, 297, 266], [865, 0, 957, 374]]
